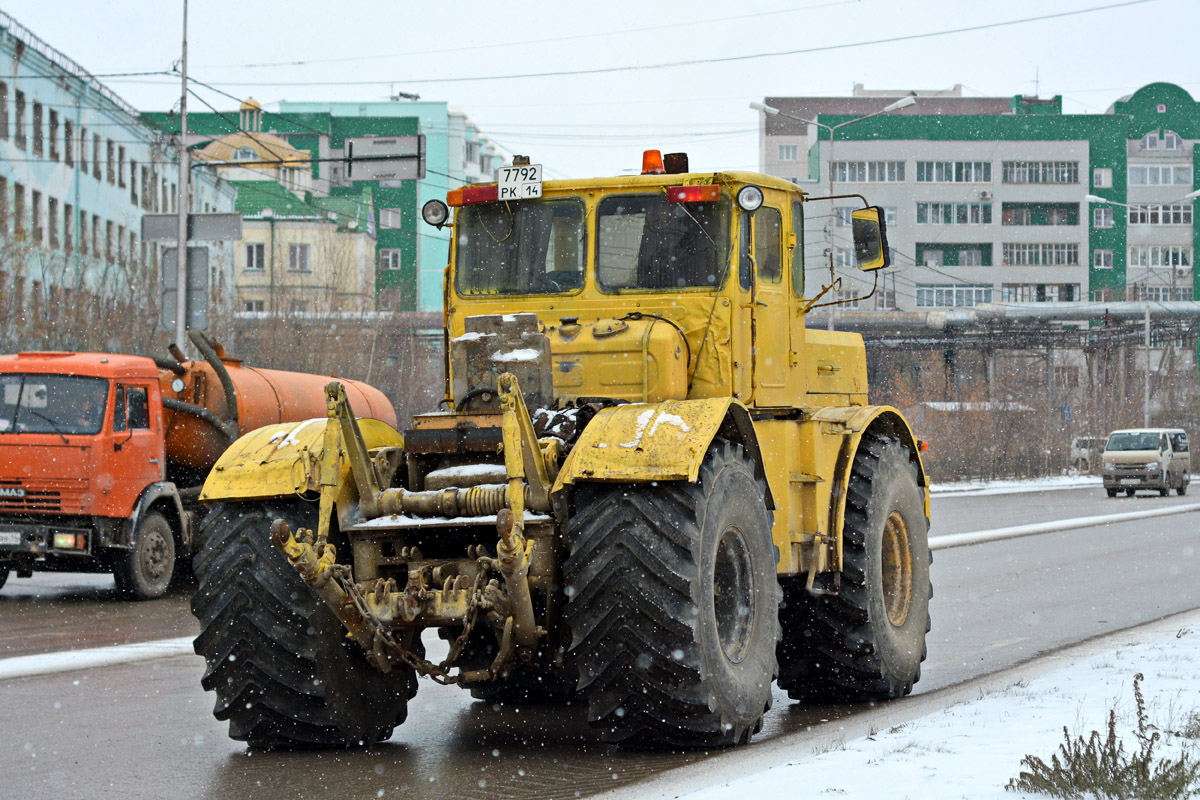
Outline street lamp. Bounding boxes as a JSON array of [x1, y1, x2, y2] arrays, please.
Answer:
[[751, 95, 916, 191]]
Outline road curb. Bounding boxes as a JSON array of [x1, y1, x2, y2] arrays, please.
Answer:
[[929, 502, 1200, 550]]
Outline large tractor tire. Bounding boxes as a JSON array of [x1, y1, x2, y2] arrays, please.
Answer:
[[114, 511, 175, 600], [191, 502, 417, 749], [777, 432, 930, 703], [564, 440, 779, 748]]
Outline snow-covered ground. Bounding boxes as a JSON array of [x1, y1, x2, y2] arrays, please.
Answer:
[[931, 473, 1099, 497], [602, 609, 1200, 800]]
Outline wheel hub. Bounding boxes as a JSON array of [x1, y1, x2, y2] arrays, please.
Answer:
[[881, 511, 912, 627], [142, 531, 169, 580], [713, 527, 755, 663]]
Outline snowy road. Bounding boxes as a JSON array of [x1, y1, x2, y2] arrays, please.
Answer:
[[1, 483, 1197, 799]]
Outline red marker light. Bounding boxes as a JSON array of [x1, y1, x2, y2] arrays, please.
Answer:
[[667, 185, 720, 203], [446, 184, 500, 207]]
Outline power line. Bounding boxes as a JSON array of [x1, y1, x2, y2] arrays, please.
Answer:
[[180, 1, 1156, 87]]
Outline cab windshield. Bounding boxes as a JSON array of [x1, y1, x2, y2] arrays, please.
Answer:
[[454, 199, 586, 295], [597, 194, 730, 290], [1105, 432, 1161, 452], [0, 374, 109, 436]]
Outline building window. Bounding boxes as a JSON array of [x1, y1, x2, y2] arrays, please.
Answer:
[[64, 120, 73, 166], [78, 212, 86, 255], [960, 248, 984, 266], [92, 214, 100, 255], [1092, 288, 1114, 302], [465, 140, 480, 163], [1128, 164, 1191, 185], [916, 161, 991, 183], [117, 224, 125, 266], [380, 249, 402, 270], [1157, 103, 1168, 113], [13, 183, 24, 234], [93, 135, 102, 180], [1000, 203, 1077, 226], [32, 102, 43, 156], [915, 284, 992, 307], [1094, 207, 1114, 228], [837, 206, 896, 226], [1164, 131, 1182, 150], [831, 160, 905, 183], [1001, 161, 1079, 184], [129, 159, 138, 205], [106, 140, 115, 184], [1093, 168, 1111, 188], [78, 126, 87, 173], [31, 190, 42, 243], [244, 300, 265, 312], [106, 220, 114, 263], [1128, 245, 1192, 268], [1003, 206, 1032, 226], [916, 202, 992, 225], [1094, 249, 1113, 268], [64, 203, 73, 252], [1140, 131, 1160, 150], [233, 147, 257, 161], [118, 147, 126, 188], [48, 197, 58, 248], [0, 81, 7, 140], [1128, 204, 1192, 225], [1001, 284, 1080, 302], [1046, 207, 1072, 226], [289, 300, 309, 313], [1131, 285, 1192, 302], [778, 144, 799, 161], [14, 90, 25, 149], [245, 243, 265, 271], [378, 209, 403, 229], [875, 289, 897, 310], [288, 244, 310, 272], [48, 110, 59, 161], [1002, 243, 1079, 266]]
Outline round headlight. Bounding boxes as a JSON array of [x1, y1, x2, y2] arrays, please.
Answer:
[[736, 185, 764, 212], [422, 199, 450, 228], [171, 378, 186, 393]]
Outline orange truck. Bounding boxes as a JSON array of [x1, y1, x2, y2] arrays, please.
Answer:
[[0, 333, 395, 599]]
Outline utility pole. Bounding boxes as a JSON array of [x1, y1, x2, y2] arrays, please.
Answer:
[[1144, 304, 1151, 427], [175, 0, 190, 352]]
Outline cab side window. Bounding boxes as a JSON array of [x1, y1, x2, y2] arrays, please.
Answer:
[[113, 385, 150, 432], [1171, 433, 1189, 453], [754, 207, 782, 283], [792, 200, 805, 296], [127, 387, 150, 429]]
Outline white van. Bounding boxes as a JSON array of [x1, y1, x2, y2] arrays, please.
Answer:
[[1102, 428, 1190, 497]]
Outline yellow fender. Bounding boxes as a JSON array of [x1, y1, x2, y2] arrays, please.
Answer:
[[200, 417, 404, 503], [552, 398, 773, 506], [810, 405, 930, 571]]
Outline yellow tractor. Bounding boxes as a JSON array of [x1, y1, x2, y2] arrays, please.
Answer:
[[191, 151, 931, 749]]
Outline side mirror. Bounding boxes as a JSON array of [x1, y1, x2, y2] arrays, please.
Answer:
[[851, 206, 891, 272]]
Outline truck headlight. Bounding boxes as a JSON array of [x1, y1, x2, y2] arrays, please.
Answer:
[[1103, 462, 1115, 472], [1145, 462, 1159, 471]]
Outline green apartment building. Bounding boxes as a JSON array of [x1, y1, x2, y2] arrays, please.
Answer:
[[756, 82, 1199, 312]]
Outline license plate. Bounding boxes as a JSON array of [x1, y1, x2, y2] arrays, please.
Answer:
[[1119, 479, 1141, 486], [497, 164, 543, 200], [0, 531, 21, 546]]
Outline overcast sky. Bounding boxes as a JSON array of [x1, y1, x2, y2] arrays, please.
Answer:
[[5, 0, 1198, 179]]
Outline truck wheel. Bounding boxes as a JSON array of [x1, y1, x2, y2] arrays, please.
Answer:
[[1106, 488, 1118, 498], [564, 440, 779, 748], [778, 433, 930, 703], [1178, 474, 1188, 496], [114, 511, 175, 600], [191, 502, 417, 749]]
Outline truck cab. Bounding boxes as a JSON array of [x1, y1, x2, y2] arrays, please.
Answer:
[[0, 353, 177, 595]]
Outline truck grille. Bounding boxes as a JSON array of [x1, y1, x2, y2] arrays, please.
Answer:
[[0, 479, 88, 514]]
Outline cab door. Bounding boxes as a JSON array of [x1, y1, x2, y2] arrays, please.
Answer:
[[751, 193, 793, 407], [101, 382, 164, 518]]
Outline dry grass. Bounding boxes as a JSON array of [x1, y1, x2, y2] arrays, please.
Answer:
[[1006, 674, 1200, 799]]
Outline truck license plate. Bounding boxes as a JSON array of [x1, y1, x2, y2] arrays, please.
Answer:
[[1119, 479, 1141, 486], [0, 531, 21, 546]]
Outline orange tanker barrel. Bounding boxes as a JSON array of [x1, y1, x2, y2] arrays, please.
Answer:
[[160, 358, 398, 473]]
